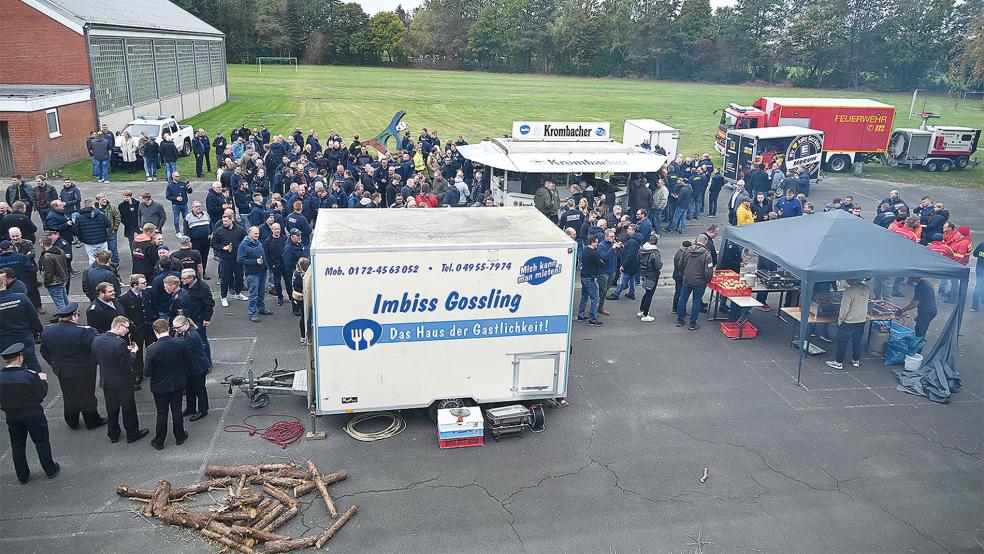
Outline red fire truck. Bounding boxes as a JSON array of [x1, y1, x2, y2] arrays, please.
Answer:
[[715, 97, 896, 172]]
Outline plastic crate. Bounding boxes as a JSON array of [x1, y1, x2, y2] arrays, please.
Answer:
[[719, 286, 753, 298], [720, 321, 758, 339], [885, 321, 914, 342], [439, 427, 484, 440], [439, 436, 484, 449]]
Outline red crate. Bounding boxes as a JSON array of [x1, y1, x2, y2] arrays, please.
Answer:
[[439, 436, 484, 449], [719, 285, 753, 298], [720, 321, 758, 339]]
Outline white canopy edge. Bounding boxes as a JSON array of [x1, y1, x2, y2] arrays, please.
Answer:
[[458, 140, 667, 174]]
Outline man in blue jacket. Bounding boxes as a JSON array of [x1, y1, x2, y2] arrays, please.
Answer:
[[238, 226, 271, 323], [774, 188, 803, 218], [165, 172, 193, 235], [193, 130, 211, 177]]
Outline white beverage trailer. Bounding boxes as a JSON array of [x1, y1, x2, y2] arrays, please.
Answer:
[[457, 121, 667, 212], [622, 119, 680, 160], [306, 207, 576, 417]]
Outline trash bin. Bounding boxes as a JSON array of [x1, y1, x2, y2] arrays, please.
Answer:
[[854, 161, 864, 176]]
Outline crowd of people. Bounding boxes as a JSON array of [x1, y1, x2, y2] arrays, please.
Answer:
[[1, 118, 982, 483]]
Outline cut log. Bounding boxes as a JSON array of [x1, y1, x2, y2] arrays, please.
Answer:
[[142, 481, 168, 517], [157, 506, 214, 529], [262, 537, 317, 553], [205, 465, 263, 478], [253, 504, 285, 530], [253, 476, 308, 488], [315, 504, 358, 548], [262, 483, 297, 508], [226, 491, 265, 509], [151, 481, 172, 517], [171, 477, 237, 498], [117, 485, 155, 500], [257, 463, 297, 472], [210, 510, 254, 522], [229, 524, 290, 543], [307, 460, 337, 518], [202, 528, 254, 554], [262, 505, 298, 533], [293, 470, 347, 498]]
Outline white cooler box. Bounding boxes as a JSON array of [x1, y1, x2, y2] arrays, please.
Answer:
[[438, 408, 484, 440]]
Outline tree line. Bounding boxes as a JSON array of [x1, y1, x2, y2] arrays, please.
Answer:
[[175, 0, 984, 92]]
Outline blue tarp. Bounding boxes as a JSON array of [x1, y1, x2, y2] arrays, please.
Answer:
[[723, 210, 970, 402]]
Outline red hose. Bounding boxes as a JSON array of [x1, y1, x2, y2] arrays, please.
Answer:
[[224, 414, 305, 448]]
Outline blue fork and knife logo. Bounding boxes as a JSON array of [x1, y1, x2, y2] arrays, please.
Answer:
[[342, 319, 383, 351]]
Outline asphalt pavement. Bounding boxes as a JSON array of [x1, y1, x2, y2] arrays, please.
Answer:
[[0, 174, 981, 553]]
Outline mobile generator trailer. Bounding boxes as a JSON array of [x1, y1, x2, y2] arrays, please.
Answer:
[[306, 207, 576, 417]]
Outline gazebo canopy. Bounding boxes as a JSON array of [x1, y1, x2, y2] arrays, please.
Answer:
[[722, 209, 968, 402], [722, 209, 968, 282]]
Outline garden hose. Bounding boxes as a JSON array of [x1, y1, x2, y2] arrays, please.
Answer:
[[343, 411, 406, 442]]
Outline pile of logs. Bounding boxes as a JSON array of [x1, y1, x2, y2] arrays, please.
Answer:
[[117, 462, 357, 553]]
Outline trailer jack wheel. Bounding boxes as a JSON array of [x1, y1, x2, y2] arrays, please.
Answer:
[[428, 398, 470, 423], [250, 393, 270, 409]]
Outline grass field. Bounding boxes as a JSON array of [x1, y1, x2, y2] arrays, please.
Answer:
[[57, 64, 984, 187]]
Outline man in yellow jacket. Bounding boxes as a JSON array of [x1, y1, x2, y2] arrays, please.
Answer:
[[736, 197, 756, 225]]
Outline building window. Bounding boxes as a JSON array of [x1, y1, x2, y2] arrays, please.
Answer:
[[125, 38, 157, 105], [154, 40, 179, 98], [89, 37, 129, 114], [210, 42, 225, 85], [177, 40, 197, 93], [46, 109, 61, 138], [195, 42, 211, 88]]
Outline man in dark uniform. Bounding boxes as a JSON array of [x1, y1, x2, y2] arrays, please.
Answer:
[[40, 302, 106, 430], [118, 274, 154, 388], [144, 319, 190, 450], [92, 316, 148, 444], [0, 276, 43, 372], [180, 268, 214, 360], [86, 281, 125, 334], [163, 275, 191, 323], [0, 343, 60, 484]]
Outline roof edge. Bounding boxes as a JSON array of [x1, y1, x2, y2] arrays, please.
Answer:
[[20, 0, 84, 35]]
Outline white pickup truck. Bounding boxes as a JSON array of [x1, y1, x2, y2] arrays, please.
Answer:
[[113, 115, 194, 161]]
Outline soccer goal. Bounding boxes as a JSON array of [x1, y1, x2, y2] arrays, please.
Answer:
[[256, 57, 298, 73]]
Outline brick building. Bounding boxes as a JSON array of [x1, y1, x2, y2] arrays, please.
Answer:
[[0, 0, 226, 175]]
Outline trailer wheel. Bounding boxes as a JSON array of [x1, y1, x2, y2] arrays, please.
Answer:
[[250, 393, 270, 409], [924, 160, 939, 172], [938, 160, 952, 172], [827, 155, 852, 173], [954, 156, 969, 169]]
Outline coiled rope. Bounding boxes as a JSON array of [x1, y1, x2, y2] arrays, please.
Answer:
[[224, 414, 305, 448], [343, 411, 406, 442]]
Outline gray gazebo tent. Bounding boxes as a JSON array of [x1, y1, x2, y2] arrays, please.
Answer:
[[723, 210, 969, 399]]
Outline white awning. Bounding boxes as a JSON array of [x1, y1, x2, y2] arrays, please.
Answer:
[[458, 139, 667, 174]]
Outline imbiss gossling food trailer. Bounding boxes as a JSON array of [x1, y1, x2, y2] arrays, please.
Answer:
[[457, 121, 667, 212], [305, 207, 576, 419]]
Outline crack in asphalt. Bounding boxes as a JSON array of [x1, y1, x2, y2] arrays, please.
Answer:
[[903, 425, 983, 461], [666, 424, 856, 501], [592, 457, 692, 506], [427, 479, 524, 545], [871, 500, 952, 553]]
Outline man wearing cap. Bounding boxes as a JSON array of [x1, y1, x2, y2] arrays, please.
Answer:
[[179, 268, 213, 359], [165, 173, 193, 235], [0, 342, 60, 483], [40, 302, 106, 430], [144, 318, 190, 450], [92, 316, 148, 444], [172, 235, 204, 277], [87, 281, 126, 334]]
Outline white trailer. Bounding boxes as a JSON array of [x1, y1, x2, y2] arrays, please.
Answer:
[[622, 119, 680, 160], [307, 207, 576, 417]]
